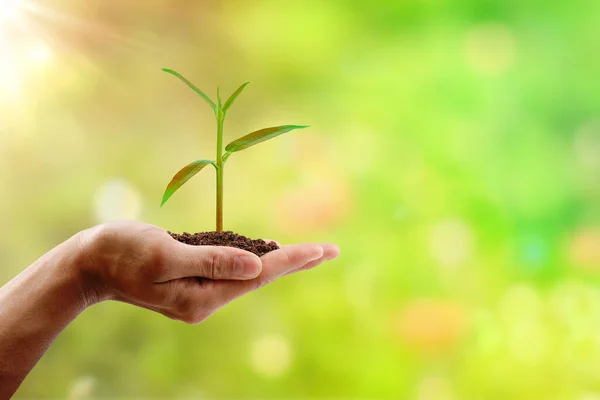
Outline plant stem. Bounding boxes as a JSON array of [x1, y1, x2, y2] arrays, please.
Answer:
[[216, 110, 224, 231]]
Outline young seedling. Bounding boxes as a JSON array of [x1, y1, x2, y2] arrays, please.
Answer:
[[160, 68, 308, 232]]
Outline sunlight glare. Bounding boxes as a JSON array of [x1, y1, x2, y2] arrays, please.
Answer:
[[0, 0, 24, 25], [27, 42, 52, 64]]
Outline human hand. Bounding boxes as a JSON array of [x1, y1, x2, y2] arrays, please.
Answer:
[[76, 221, 340, 323], [0, 221, 338, 397]]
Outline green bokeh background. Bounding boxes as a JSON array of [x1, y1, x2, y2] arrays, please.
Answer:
[[2, 0, 600, 398]]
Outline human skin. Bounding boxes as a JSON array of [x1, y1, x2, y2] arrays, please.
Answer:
[[0, 221, 340, 398]]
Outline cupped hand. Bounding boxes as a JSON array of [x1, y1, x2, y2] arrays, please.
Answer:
[[77, 221, 339, 323]]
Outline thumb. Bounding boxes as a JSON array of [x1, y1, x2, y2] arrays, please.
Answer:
[[162, 242, 263, 281]]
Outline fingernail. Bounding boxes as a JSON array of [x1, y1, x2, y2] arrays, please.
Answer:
[[234, 255, 261, 278], [305, 246, 324, 263], [327, 250, 340, 260]]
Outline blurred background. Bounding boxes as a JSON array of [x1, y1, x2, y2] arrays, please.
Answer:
[[1, 0, 600, 398]]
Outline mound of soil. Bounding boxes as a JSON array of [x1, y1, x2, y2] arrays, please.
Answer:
[[168, 230, 279, 257]]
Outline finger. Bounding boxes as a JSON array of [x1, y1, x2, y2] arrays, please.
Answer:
[[259, 243, 324, 282], [285, 243, 340, 276], [156, 241, 262, 282], [151, 243, 328, 324], [204, 243, 324, 306]]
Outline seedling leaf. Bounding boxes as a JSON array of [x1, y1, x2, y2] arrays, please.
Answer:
[[223, 82, 250, 113], [217, 86, 223, 109], [161, 159, 214, 206], [225, 125, 308, 153], [162, 68, 217, 112]]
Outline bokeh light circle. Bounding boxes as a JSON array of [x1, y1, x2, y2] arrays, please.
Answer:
[[93, 178, 143, 223], [250, 334, 292, 378]]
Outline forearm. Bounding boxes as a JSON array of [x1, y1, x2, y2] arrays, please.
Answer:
[[0, 235, 89, 398]]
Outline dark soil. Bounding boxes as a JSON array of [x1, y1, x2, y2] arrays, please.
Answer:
[[168, 231, 279, 257]]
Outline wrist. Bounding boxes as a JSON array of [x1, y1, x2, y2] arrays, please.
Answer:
[[68, 226, 114, 306], [33, 232, 101, 312]]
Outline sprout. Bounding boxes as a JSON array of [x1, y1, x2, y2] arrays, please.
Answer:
[[160, 68, 308, 231]]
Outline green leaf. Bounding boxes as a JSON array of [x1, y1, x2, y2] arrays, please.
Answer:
[[223, 82, 250, 113], [225, 125, 308, 153], [161, 160, 214, 206], [162, 68, 217, 112]]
